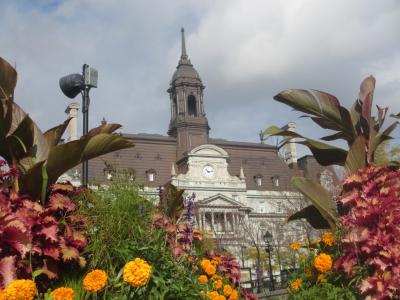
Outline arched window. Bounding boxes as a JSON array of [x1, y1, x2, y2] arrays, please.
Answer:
[[187, 95, 197, 116]]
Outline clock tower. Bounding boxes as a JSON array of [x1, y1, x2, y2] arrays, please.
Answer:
[[168, 28, 210, 160]]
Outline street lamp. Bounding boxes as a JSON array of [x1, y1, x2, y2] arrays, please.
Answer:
[[59, 64, 98, 186], [263, 231, 275, 291]]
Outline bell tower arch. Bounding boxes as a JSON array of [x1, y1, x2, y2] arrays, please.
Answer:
[[168, 28, 210, 159]]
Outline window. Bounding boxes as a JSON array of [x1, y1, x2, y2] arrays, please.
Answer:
[[146, 169, 156, 182], [271, 175, 280, 187], [187, 95, 197, 116], [254, 174, 263, 186]]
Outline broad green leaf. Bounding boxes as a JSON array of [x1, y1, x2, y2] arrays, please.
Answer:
[[46, 139, 88, 183], [0, 57, 17, 99], [263, 126, 348, 166], [274, 89, 355, 141], [344, 136, 366, 175], [291, 177, 337, 229], [81, 133, 133, 161], [43, 118, 71, 148], [19, 161, 46, 200], [85, 123, 122, 137], [287, 205, 331, 229]]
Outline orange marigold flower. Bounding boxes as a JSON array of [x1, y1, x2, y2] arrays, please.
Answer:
[[228, 289, 238, 300], [223, 284, 233, 296], [322, 232, 335, 246], [4, 279, 36, 300], [83, 269, 108, 292], [194, 265, 199, 271], [212, 274, 222, 281], [211, 256, 222, 265], [290, 278, 302, 291], [198, 275, 208, 284], [214, 279, 222, 289], [52, 287, 75, 300], [201, 258, 212, 271], [123, 258, 152, 287], [305, 267, 312, 275], [290, 242, 301, 250], [313, 253, 333, 273], [204, 263, 216, 276], [207, 291, 220, 300]]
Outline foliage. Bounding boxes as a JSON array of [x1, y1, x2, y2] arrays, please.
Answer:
[[336, 164, 400, 299], [0, 57, 134, 201], [374, 141, 400, 164], [0, 161, 87, 289], [287, 232, 359, 299], [79, 178, 154, 277], [289, 282, 357, 300], [263, 76, 399, 229]]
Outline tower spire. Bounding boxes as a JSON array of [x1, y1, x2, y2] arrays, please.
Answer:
[[181, 27, 188, 59]]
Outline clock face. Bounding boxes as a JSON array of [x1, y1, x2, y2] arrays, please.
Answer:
[[202, 165, 215, 178]]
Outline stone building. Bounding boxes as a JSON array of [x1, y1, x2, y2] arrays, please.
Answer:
[[83, 29, 336, 273]]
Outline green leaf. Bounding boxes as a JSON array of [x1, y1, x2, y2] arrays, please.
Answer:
[[291, 177, 337, 229], [0, 57, 17, 99], [344, 136, 366, 175], [287, 205, 331, 229], [43, 118, 71, 148], [263, 126, 348, 166]]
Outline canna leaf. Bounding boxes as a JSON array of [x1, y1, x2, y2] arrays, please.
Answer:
[[287, 205, 331, 229], [344, 136, 366, 175]]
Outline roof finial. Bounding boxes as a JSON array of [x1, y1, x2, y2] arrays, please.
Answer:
[[181, 27, 188, 60]]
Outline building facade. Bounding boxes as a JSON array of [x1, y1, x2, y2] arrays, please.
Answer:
[[85, 29, 336, 274]]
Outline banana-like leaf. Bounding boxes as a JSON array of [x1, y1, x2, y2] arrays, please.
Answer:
[[43, 118, 71, 148], [85, 123, 122, 138], [263, 126, 348, 166], [274, 89, 355, 141], [81, 133, 133, 162], [46, 139, 89, 184], [0, 57, 17, 99], [287, 205, 331, 229], [390, 113, 400, 119], [358, 76, 375, 125], [344, 136, 366, 175], [291, 177, 337, 229], [163, 182, 185, 223], [19, 161, 46, 200]]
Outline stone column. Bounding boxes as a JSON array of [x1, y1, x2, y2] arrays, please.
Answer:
[[65, 103, 79, 141], [211, 212, 215, 231], [223, 212, 227, 232]]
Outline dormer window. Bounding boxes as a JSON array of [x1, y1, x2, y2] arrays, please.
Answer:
[[254, 174, 263, 186], [271, 175, 280, 187], [146, 169, 156, 182]]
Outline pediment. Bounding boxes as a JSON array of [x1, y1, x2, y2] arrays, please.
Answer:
[[188, 144, 228, 158], [199, 193, 244, 207]]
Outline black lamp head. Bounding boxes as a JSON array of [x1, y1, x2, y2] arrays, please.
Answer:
[[59, 73, 83, 99]]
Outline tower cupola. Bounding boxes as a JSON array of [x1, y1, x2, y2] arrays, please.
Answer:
[[167, 28, 210, 159]]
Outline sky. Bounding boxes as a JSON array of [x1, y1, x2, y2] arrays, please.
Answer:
[[1, 0, 399, 156]]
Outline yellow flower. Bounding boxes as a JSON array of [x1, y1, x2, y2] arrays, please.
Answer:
[[200, 290, 206, 297], [214, 279, 222, 289], [0, 289, 6, 300], [223, 285, 232, 296], [219, 296, 226, 300], [211, 256, 222, 265], [317, 274, 326, 282], [198, 275, 208, 284], [228, 290, 238, 300], [123, 258, 152, 287], [83, 269, 108, 292], [290, 242, 301, 250], [52, 287, 75, 300], [290, 278, 302, 291], [207, 291, 220, 300], [212, 274, 222, 281], [322, 232, 335, 246], [204, 264, 216, 276], [3, 279, 36, 300], [313, 253, 333, 273]]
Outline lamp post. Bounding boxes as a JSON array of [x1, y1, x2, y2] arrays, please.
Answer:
[[59, 64, 98, 187], [263, 231, 275, 291]]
